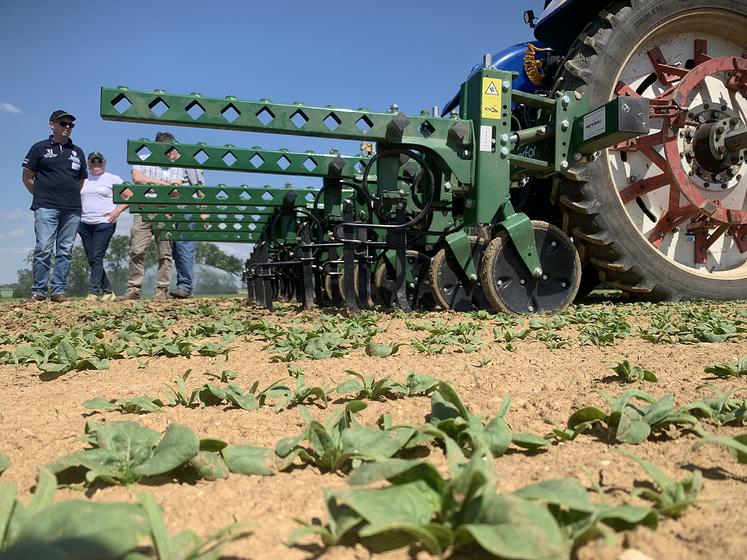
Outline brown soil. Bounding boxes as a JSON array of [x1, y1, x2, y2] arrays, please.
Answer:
[[0, 297, 746, 560]]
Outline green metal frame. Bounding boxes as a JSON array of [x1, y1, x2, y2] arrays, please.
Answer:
[[127, 140, 369, 178]]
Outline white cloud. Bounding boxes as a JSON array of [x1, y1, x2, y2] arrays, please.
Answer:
[[0, 102, 22, 114], [0, 208, 30, 221]]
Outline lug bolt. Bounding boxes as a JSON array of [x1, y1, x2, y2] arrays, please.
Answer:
[[560, 160, 569, 170], [500, 147, 509, 158], [500, 134, 509, 145], [574, 152, 582, 161], [560, 120, 570, 131], [561, 95, 570, 108], [520, 279, 526, 285]]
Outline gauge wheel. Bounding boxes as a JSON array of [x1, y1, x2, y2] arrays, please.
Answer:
[[556, 0, 747, 299], [480, 221, 581, 314]]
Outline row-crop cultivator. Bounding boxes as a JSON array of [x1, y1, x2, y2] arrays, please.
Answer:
[[102, 0, 747, 314]]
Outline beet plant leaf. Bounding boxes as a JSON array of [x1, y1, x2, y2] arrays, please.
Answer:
[[429, 382, 547, 457], [48, 421, 200, 486], [291, 453, 658, 558]]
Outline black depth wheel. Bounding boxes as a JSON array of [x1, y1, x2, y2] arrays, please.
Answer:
[[430, 238, 490, 311], [373, 250, 435, 310], [480, 221, 581, 314]]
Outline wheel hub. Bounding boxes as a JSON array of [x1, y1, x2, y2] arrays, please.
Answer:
[[683, 105, 744, 191]]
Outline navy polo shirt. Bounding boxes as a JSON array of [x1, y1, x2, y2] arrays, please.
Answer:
[[22, 136, 87, 212]]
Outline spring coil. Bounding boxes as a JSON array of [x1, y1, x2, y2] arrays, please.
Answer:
[[523, 43, 553, 86]]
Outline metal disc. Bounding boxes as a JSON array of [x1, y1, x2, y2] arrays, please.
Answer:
[[373, 250, 435, 310], [480, 221, 581, 314], [430, 238, 490, 312]]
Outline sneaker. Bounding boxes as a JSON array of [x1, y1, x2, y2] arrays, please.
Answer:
[[27, 293, 46, 303], [101, 292, 117, 302], [85, 294, 99, 301], [153, 288, 169, 300], [169, 287, 191, 299], [50, 293, 68, 303], [119, 290, 141, 301]]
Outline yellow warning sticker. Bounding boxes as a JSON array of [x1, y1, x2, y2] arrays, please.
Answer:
[[481, 77, 502, 120]]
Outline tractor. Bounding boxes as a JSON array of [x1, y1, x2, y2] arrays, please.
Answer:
[[451, 0, 747, 300]]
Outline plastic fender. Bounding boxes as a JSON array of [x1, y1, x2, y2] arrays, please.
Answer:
[[534, 0, 608, 51]]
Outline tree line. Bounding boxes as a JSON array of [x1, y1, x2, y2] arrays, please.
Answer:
[[13, 236, 246, 297]]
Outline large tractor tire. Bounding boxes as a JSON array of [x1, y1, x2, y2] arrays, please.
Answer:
[[556, 0, 747, 299]]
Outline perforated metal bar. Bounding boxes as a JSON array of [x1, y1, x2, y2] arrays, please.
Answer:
[[128, 203, 278, 215], [156, 230, 261, 242], [149, 220, 268, 234], [101, 87, 472, 146], [113, 184, 320, 205], [128, 140, 369, 178], [140, 212, 270, 224]]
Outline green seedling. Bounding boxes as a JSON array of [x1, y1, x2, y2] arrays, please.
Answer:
[[692, 433, 747, 464], [364, 340, 404, 358], [335, 370, 406, 401], [290, 452, 657, 556], [704, 356, 747, 378], [401, 372, 440, 396], [429, 382, 548, 457], [0, 469, 251, 558], [612, 359, 658, 383], [567, 389, 701, 444], [205, 369, 238, 382], [275, 401, 420, 474], [83, 396, 168, 414], [48, 421, 200, 486], [620, 450, 702, 518], [683, 386, 746, 426], [273, 373, 330, 412]]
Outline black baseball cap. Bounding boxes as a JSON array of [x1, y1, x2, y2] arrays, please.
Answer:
[[49, 109, 76, 122], [88, 151, 105, 162]]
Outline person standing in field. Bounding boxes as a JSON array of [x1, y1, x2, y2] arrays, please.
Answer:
[[21, 110, 87, 302], [78, 152, 128, 301], [119, 131, 204, 300]]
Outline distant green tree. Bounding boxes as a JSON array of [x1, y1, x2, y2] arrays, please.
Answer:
[[195, 242, 244, 275], [12, 268, 32, 298]]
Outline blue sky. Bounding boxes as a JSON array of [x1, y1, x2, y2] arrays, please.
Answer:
[[0, 0, 544, 284]]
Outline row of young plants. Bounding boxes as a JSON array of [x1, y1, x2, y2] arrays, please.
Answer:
[[0, 300, 744, 373], [36, 380, 747, 490]]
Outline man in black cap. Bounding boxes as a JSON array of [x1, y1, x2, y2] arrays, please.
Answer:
[[21, 110, 87, 302]]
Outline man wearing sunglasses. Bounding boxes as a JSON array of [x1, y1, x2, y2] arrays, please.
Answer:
[[21, 110, 87, 302]]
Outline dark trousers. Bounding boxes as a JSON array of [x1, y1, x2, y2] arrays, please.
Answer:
[[77, 222, 116, 295]]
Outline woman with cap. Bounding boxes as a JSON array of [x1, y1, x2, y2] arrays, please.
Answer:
[[78, 152, 127, 300]]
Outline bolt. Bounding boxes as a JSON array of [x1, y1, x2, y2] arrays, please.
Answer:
[[698, 114, 707, 123], [450, 111, 459, 118], [718, 145, 727, 155], [520, 279, 526, 285], [561, 95, 570, 108], [686, 150, 695, 159], [574, 152, 582, 162], [532, 267, 543, 278], [688, 170, 695, 176], [502, 81, 510, 93], [465, 198, 475, 208], [560, 119, 570, 131], [704, 182, 710, 188], [721, 184, 728, 189], [469, 273, 477, 282], [685, 129, 694, 140], [551, 241, 557, 247], [528, 305, 535, 312], [408, 282, 415, 289], [389, 103, 399, 112], [728, 168, 738, 177], [500, 134, 510, 145], [716, 125, 725, 135], [500, 147, 509, 158], [560, 160, 569, 170], [542, 274, 548, 280], [715, 173, 723, 181], [497, 279, 503, 285], [575, 91, 583, 100], [561, 282, 567, 288], [628, 175, 638, 183], [738, 175, 743, 181], [730, 117, 740, 125]]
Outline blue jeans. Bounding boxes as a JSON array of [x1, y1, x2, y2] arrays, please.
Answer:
[[172, 241, 196, 293], [32, 208, 81, 296], [78, 222, 116, 295]]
